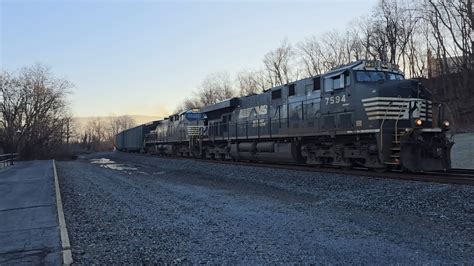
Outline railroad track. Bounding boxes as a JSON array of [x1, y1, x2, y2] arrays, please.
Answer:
[[420, 168, 474, 185], [187, 157, 474, 186], [120, 152, 474, 185]]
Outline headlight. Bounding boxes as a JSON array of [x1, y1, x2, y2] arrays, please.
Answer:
[[443, 120, 450, 128], [415, 119, 423, 126]]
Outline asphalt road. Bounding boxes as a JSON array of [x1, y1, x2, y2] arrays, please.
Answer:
[[57, 152, 474, 264]]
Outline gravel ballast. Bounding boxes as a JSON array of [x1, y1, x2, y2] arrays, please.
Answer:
[[57, 152, 474, 264]]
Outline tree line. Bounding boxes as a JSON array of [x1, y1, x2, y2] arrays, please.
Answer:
[[80, 115, 136, 152], [178, 0, 473, 128], [0, 64, 73, 159], [0, 64, 136, 158]]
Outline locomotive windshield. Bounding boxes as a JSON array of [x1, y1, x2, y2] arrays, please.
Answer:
[[355, 71, 404, 82]]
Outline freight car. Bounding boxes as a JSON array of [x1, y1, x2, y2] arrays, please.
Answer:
[[115, 121, 161, 152], [117, 60, 453, 172]]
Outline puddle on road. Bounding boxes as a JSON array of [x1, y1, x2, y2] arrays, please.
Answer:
[[104, 164, 138, 171], [153, 171, 166, 175], [89, 158, 168, 176], [90, 158, 138, 171], [137, 171, 150, 176], [90, 158, 114, 164]]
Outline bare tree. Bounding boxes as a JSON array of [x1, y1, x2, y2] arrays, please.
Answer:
[[297, 31, 361, 77], [297, 36, 326, 76], [175, 98, 202, 113], [62, 115, 75, 144], [319, 30, 363, 70], [0, 64, 73, 159], [263, 39, 297, 85], [84, 117, 105, 151], [352, 1, 425, 76], [81, 115, 136, 151], [376, 0, 402, 64], [196, 72, 235, 106], [108, 115, 135, 140], [356, 15, 378, 60], [427, 0, 473, 73], [236, 69, 265, 96], [344, 26, 365, 62]]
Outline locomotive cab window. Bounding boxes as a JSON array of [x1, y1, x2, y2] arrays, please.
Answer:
[[355, 71, 385, 82], [355, 71, 404, 82], [272, 89, 282, 100], [288, 84, 296, 97], [387, 72, 404, 80], [344, 71, 350, 87], [313, 77, 321, 91], [324, 73, 344, 92]]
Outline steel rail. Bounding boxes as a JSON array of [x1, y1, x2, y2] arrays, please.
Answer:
[[189, 158, 474, 186], [116, 151, 474, 186]]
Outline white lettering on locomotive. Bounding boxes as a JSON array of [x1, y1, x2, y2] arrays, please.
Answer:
[[324, 94, 347, 105], [238, 105, 268, 119]]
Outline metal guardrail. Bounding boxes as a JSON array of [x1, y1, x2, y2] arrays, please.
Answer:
[[0, 153, 19, 168]]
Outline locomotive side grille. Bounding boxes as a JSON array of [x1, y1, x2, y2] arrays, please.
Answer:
[[187, 126, 204, 136], [362, 97, 432, 121]]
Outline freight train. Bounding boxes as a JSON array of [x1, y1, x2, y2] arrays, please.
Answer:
[[116, 60, 453, 172]]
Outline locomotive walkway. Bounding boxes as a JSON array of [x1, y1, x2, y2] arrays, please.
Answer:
[[0, 160, 71, 265]]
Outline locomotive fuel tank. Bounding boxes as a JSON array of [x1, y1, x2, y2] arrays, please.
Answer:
[[230, 142, 299, 163]]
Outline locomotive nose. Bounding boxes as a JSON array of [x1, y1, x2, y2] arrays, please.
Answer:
[[402, 79, 431, 99]]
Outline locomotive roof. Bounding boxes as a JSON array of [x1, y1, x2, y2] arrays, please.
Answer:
[[199, 59, 402, 113], [144, 120, 161, 126], [264, 61, 360, 93], [177, 109, 201, 116], [324, 60, 402, 76], [200, 97, 239, 113], [324, 60, 362, 76]]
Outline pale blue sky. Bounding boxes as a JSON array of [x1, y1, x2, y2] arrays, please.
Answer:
[[1, 0, 376, 117]]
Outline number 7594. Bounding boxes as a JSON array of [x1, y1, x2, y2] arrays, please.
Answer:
[[325, 94, 346, 105]]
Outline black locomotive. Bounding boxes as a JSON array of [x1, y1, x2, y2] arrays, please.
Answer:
[[116, 60, 453, 172]]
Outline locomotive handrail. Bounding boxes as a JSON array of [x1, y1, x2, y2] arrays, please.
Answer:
[[379, 101, 394, 151], [394, 104, 406, 144]]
